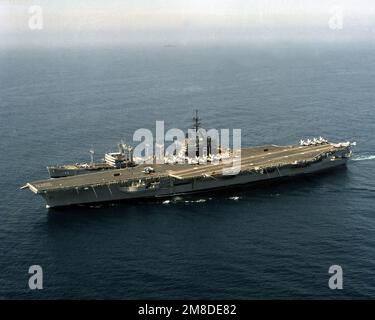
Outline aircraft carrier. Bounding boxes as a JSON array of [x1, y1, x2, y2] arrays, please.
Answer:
[[22, 137, 354, 208]]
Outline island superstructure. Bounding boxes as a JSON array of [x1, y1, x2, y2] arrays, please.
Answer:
[[22, 112, 355, 208], [47, 143, 135, 178]]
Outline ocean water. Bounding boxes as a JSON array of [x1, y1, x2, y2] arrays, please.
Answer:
[[0, 43, 375, 299]]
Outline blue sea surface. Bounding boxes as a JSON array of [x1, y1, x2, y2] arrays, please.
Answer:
[[0, 43, 374, 299]]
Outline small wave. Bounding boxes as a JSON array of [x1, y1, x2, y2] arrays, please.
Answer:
[[229, 196, 240, 201], [185, 199, 207, 203], [164, 197, 208, 204], [352, 154, 375, 161], [109, 203, 118, 207], [89, 204, 103, 209]]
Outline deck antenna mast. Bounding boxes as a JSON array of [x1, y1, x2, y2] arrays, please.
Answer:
[[193, 109, 201, 157], [193, 109, 201, 132]]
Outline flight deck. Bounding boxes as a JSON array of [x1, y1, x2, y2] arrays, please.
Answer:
[[26, 143, 342, 194]]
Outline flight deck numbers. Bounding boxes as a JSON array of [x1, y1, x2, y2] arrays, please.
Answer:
[[182, 304, 237, 316]]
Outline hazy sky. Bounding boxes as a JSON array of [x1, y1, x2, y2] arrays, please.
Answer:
[[1, 0, 375, 47]]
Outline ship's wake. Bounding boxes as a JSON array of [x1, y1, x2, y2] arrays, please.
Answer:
[[352, 154, 375, 161]]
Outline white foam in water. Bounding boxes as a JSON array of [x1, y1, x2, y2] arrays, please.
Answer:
[[162, 200, 171, 204], [352, 154, 375, 161], [195, 199, 206, 203], [90, 204, 103, 209], [229, 196, 240, 201], [184, 199, 207, 203]]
